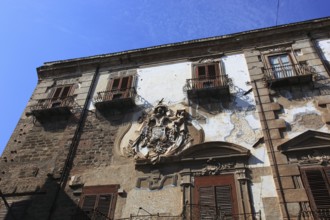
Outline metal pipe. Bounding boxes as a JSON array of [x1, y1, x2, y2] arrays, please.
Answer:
[[47, 63, 100, 219], [253, 80, 290, 220]]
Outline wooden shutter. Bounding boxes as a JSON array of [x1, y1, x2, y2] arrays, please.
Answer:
[[49, 85, 74, 99], [79, 185, 119, 220], [302, 168, 330, 211], [199, 186, 216, 219], [97, 194, 112, 218], [194, 175, 238, 219], [81, 195, 97, 218], [215, 185, 233, 218], [106, 76, 133, 100]]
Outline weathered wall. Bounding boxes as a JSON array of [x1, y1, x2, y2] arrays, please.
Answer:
[[78, 54, 273, 219], [0, 71, 94, 219]]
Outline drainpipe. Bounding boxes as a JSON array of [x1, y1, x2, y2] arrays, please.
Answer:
[[253, 80, 290, 220], [48, 63, 100, 219]]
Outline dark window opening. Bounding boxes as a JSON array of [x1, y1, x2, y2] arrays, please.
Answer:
[[301, 167, 330, 212], [77, 185, 119, 220]]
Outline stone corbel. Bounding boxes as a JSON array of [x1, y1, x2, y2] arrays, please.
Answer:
[[235, 168, 249, 184]]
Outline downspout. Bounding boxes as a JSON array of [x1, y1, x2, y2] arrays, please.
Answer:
[[48, 63, 100, 219], [253, 80, 290, 220]]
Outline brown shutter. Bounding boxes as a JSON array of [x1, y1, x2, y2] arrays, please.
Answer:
[[78, 185, 119, 220], [194, 175, 238, 219], [215, 185, 233, 217], [96, 194, 112, 217], [81, 195, 97, 218], [199, 186, 216, 219], [302, 168, 330, 210]]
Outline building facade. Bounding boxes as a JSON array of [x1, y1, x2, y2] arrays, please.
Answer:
[[1, 17, 330, 220]]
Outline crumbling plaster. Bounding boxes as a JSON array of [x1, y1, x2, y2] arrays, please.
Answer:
[[82, 54, 272, 218], [276, 98, 330, 139]]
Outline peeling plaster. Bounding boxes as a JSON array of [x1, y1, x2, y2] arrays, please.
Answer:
[[279, 100, 330, 138]]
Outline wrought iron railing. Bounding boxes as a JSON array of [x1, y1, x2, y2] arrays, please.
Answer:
[[299, 209, 330, 220], [186, 75, 229, 90], [264, 64, 315, 81], [94, 88, 136, 103], [74, 208, 111, 220], [30, 96, 75, 111]]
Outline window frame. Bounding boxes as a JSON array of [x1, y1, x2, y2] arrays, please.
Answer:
[[105, 75, 134, 100], [49, 84, 75, 100], [78, 185, 119, 220], [191, 62, 225, 89]]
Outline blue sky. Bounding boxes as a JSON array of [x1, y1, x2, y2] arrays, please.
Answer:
[[0, 0, 329, 154]]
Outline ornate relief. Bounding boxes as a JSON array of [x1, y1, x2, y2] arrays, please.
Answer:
[[127, 100, 193, 163], [195, 162, 235, 176], [298, 152, 330, 165], [136, 174, 178, 190]]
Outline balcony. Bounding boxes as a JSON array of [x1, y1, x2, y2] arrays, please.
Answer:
[[186, 75, 230, 99], [29, 96, 75, 119], [93, 87, 136, 110], [264, 64, 315, 87]]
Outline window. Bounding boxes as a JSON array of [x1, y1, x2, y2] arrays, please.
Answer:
[[106, 76, 133, 100], [192, 63, 222, 89], [194, 175, 238, 220], [77, 185, 119, 220], [268, 54, 295, 79], [301, 167, 330, 212], [48, 84, 74, 108]]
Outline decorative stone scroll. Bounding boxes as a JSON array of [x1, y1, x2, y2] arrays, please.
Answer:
[[195, 162, 235, 176], [127, 100, 192, 164], [298, 153, 330, 165]]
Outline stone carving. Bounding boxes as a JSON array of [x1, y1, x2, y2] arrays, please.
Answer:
[[136, 174, 178, 190], [298, 151, 330, 165], [128, 100, 192, 163], [196, 162, 235, 176], [235, 169, 248, 182]]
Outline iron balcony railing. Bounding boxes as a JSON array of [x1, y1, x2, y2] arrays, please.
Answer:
[[264, 64, 315, 81], [94, 88, 136, 103], [74, 208, 111, 220], [30, 96, 75, 112], [299, 209, 330, 220], [186, 75, 229, 90]]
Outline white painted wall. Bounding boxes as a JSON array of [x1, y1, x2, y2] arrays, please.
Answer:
[[251, 175, 278, 220], [317, 39, 330, 62], [136, 62, 191, 107]]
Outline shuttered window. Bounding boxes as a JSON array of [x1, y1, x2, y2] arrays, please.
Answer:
[[301, 167, 330, 211], [106, 76, 133, 100], [192, 62, 225, 89], [77, 185, 119, 220], [50, 85, 74, 100], [194, 175, 238, 220]]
